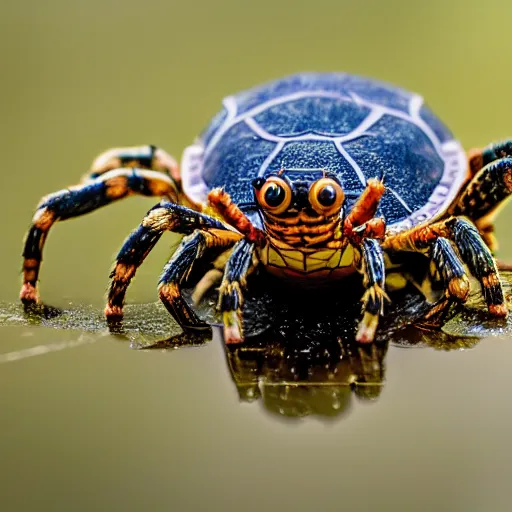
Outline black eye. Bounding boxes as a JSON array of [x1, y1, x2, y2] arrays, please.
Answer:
[[317, 185, 337, 206], [264, 183, 286, 207]]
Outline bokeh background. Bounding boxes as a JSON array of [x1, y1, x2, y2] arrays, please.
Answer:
[[2, 1, 512, 511]]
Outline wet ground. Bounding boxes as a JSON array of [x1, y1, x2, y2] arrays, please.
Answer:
[[2, 272, 512, 511]]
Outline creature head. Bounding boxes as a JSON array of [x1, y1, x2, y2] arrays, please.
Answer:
[[252, 170, 345, 220], [251, 170, 346, 247]]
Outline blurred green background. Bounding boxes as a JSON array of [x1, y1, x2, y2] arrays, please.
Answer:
[[2, 1, 512, 511]]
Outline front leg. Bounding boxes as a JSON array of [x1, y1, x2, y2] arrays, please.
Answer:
[[343, 178, 387, 342], [354, 238, 387, 343], [106, 201, 241, 322], [217, 238, 257, 344], [157, 230, 242, 330], [343, 177, 385, 232]]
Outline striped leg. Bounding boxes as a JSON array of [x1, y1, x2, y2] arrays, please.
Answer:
[[383, 216, 507, 317], [217, 239, 256, 344], [430, 238, 470, 301], [424, 237, 471, 318], [343, 178, 386, 240], [158, 232, 242, 330], [459, 141, 512, 249], [207, 188, 265, 243], [467, 140, 512, 176], [354, 238, 387, 343], [106, 201, 242, 325], [342, 178, 388, 342], [450, 218, 506, 316], [21, 144, 180, 306], [453, 157, 512, 221], [87, 145, 179, 181]]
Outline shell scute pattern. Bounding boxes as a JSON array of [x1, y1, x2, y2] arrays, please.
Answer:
[[196, 73, 467, 231], [252, 96, 371, 138]]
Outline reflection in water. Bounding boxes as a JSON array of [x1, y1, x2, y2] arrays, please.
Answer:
[[223, 335, 388, 418], [2, 270, 512, 422], [212, 268, 490, 419]]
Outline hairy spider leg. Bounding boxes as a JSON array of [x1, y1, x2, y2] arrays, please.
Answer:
[[217, 239, 257, 344], [343, 178, 387, 342], [354, 238, 387, 343], [422, 237, 471, 319], [21, 145, 180, 305], [451, 156, 512, 251], [207, 188, 265, 244], [106, 202, 242, 327], [467, 139, 512, 177], [343, 178, 386, 238], [158, 229, 242, 329], [383, 216, 507, 317]]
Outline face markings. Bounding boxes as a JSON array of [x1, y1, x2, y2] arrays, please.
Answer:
[[253, 171, 354, 279], [253, 172, 345, 245], [259, 242, 355, 280]]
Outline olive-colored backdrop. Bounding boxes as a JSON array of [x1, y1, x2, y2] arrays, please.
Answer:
[[2, 1, 512, 511]]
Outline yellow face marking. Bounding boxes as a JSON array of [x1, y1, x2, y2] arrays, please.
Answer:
[[306, 257, 332, 272], [267, 247, 287, 268], [258, 243, 355, 281], [281, 250, 305, 264], [339, 244, 354, 267]]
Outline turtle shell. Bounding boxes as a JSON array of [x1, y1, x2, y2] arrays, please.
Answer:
[[182, 73, 467, 232]]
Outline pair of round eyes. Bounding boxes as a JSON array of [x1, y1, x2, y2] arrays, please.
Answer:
[[254, 177, 344, 215]]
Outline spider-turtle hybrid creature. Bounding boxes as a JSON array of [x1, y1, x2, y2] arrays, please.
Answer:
[[21, 73, 512, 343]]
